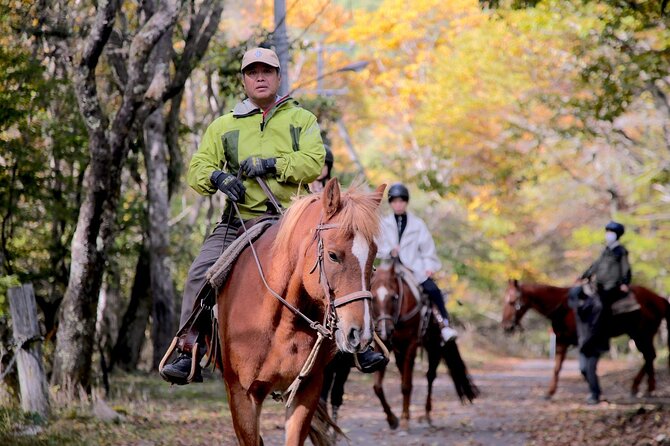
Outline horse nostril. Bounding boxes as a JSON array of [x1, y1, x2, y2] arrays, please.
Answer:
[[347, 327, 361, 348]]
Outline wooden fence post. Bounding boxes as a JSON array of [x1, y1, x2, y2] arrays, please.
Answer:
[[8, 283, 50, 418]]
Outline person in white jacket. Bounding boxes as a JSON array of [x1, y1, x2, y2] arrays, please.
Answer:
[[377, 183, 458, 342]]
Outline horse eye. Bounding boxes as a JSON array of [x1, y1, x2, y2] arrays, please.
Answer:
[[328, 251, 339, 262]]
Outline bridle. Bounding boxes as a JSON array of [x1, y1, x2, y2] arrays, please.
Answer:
[[234, 203, 372, 339], [374, 263, 420, 338], [505, 286, 527, 330]]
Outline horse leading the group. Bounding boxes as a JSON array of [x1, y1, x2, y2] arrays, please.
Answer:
[[502, 279, 670, 398], [217, 179, 385, 446], [371, 261, 478, 429]]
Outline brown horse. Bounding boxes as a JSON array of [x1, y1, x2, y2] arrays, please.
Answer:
[[218, 179, 385, 446], [371, 261, 478, 430], [501, 279, 670, 398]]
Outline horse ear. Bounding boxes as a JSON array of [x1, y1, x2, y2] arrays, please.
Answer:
[[513, 279, 519, 288], [372, 183, 387, 207], [322, 177, 341, 218]]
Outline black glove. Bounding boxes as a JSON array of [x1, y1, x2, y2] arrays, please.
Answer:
[[210, 170, 245, 202], [240, 157, 276, 178]]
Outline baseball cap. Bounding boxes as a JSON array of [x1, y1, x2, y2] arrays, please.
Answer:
[[241, 47, 281, 72]]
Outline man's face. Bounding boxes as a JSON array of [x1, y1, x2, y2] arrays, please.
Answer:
[[390, 198, 408, 215], [242, 63, 280, 105]]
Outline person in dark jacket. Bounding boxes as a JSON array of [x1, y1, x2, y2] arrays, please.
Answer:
[[568, 221, 631, 404]]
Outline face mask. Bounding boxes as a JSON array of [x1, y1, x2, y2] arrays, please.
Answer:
[[605, 231, 618, 244]]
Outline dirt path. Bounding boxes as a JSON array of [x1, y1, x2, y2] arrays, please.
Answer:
[[259, 356, 667, 445]]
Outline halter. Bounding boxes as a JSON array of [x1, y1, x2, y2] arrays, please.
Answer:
[[309, 219, 373, 327], [235, 205, 373, 338]]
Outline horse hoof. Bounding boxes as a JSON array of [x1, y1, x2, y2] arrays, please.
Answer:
[[388, 415, 399, 430], [543, 394, 553, 401], [399, 419, 409, 431], [418, 414, 431, 425]]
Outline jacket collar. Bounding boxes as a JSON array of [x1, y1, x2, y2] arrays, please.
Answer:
[[232, 95, 293, 118]]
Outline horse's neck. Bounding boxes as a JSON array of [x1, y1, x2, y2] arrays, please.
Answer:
[[524, 286, 565, 318]]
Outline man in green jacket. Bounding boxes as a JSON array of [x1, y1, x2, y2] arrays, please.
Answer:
[[161, 47, 386, 384]]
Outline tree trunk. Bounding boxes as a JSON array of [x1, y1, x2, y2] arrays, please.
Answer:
[[51, 146, 112, 395], [51, 0, 182, 396], [144, 28, 177, 369], [111, 246, 152, 371]]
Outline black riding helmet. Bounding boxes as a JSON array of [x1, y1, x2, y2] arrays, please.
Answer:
[[605, 221, 625, 238], [388, 183, 409, 202]]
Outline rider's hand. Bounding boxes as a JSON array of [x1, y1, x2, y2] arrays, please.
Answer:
[[240, 157, 277, 177], [620, 284, 629, 292], [391, 248, 399, 258], [426, 270, 434, 278], [210, 170, 246, 203]]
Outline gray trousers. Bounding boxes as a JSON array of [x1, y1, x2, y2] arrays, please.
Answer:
[[579, 353, 601, 399], [179, 218, 242, 327]]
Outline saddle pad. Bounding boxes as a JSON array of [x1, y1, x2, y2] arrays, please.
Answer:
[[394, 263, 423, 303], [206, 220, 274, 289], [611, 293, 641, 315]]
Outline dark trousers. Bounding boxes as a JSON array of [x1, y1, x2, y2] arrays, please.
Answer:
[[320, 352, 353, 408], [579, 353, 601, 399], [421, 278, 449, 321], [179, 218, 241, 327]]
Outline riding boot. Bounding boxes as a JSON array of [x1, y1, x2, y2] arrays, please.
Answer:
[[355, 346, 388, 373], [160, 352, 203, 385]]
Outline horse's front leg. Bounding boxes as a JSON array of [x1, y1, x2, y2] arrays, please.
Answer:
[[546, 342, 568, 399], [226, 380, 263, 446], [285, 374, 324, 446], [633, 341, 657, 396], [399, 343, 418, 430], [373, 365, 399, 429]]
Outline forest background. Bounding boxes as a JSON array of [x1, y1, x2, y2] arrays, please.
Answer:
[[1, 0, 669, 400]]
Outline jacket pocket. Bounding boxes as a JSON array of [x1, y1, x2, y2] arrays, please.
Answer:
[[222, 130, 240, 171], [289, 125, 301, 152]]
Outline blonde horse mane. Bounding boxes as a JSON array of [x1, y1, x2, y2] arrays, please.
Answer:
[[273, 182, 383, 256]]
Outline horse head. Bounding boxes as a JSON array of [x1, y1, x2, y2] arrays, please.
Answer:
[[502, 279, 529, 332], [370, 261, 401, 342], [274, 178, 386, 354]]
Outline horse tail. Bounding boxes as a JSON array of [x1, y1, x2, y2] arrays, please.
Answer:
[[308, 401, 345, 446], [665, 296, 670, 371], [442, 340, 480, 403]]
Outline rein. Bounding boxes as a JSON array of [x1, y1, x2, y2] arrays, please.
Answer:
[[231, 196, 374, 408], [232, 203, 333, 337]]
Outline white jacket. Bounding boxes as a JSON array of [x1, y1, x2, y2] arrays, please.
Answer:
[[376, 212, 442, 283]]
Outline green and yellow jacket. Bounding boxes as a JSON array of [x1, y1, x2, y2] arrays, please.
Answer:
[[188, 96, 325, 220]]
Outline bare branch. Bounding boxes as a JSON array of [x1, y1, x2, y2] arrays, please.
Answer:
[[80, 0, 119, 71], [110, 0, 182, 152], [163, 0, 223, 101]]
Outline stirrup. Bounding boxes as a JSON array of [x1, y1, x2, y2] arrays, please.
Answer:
[[159, 339, 200, 384]]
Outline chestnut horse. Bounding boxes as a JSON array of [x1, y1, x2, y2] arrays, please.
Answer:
[[218, 179, 385, 445], [501, 279, 670, 398], [371, 261, 478, 429]]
